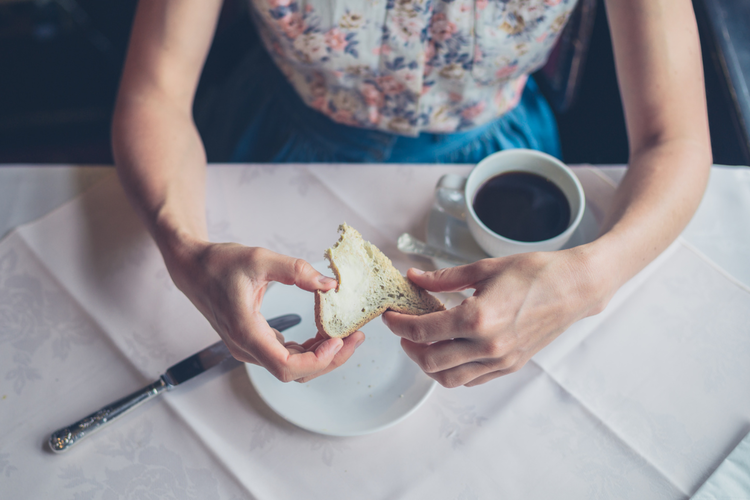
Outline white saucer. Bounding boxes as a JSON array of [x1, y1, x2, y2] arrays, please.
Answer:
[[426, 203, 600, 268], [246, 262, 436, 437]]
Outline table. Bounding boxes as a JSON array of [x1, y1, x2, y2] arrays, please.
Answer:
[[1, 164, 749, 500]]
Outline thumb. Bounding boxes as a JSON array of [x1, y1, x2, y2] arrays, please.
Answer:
[[407, 264, 483, 293], [312, 337, 344, 362], [264, 252, 337, 292]]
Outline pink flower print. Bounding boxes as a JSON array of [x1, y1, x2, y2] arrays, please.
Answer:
[[449, 92, 462, 103], [461, 101, 486, 120], [372, 45, 392, 56], [430, 107, 460, 132], [493, 76, 526, 108], [439, 63, 465, 80], [339, 11, 364, 30], [508, 89, 523, 109], [376, 75, 405, 95], [278, 13, 305, 39], [387, 117, 414, 135], [332, 89, 360, 114], [424, 41, 436, 63], [474, 45, 483, 63], [429, 13, 456, 42], [424, 42, 436, 76], [395, 17, 423, 42], [536, 32, 548, 43], [310, 96, 329, 113], [396, 68, 418, 86], [494, 88, 507, 107], [476, 0, 488, 10], [361, 83, 384, 108], [325, 28, 347, 52], [545, 0, 562, 5], [331, 109, 358, 126], [367, 107, 381, 124], [514, 75, 528, 97], [305, 4, 313, 12], [310, 73, 327, 98], [268, 0, 291, 7], [294, 33, 328, 62], [494, 64, 518, 81]]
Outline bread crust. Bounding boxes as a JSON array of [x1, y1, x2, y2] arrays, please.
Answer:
[[316, 224, 445, 338]]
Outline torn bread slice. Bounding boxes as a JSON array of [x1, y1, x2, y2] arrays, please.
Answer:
[[315, 223, 445, 338]]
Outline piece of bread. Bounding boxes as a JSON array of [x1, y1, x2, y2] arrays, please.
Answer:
[[315, 223, 445, 338]]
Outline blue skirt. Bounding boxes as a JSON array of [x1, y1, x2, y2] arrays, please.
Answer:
[[196, 40, 561, 164]]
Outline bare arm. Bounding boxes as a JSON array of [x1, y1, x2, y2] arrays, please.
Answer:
[[385, 0, 712, 387], [590, 0, 712, 289], [113, 0, 220, 250], [112, 0, 363, 382]]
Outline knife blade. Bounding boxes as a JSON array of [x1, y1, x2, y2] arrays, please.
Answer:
[[48, 313, 301, 453], [161, 313, 301, 387]]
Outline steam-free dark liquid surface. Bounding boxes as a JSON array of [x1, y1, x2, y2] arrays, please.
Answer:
[[472, 172, 570, 242]]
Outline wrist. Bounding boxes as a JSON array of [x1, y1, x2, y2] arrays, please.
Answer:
[[150, 211, 210, 290], [565, 239, 623, 317]]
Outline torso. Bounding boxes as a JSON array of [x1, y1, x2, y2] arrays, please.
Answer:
[[248, 0, 578, 135]]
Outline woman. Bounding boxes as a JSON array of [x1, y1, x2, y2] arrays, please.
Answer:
[[112, 0, 712, 387]]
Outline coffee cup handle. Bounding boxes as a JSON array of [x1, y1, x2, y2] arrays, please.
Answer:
[[435, 174, 468, 220]]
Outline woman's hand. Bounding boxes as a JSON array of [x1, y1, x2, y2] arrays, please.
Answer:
[[383, 249, 609, 388], [111, 0, 365, 384], [170, 241, 364, 383], [385, 0, 713, 390]]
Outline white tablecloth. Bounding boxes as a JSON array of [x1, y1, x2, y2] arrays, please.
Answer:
[[1, 164, 749, 500]]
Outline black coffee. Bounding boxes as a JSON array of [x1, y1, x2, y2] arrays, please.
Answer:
[[472, 172, 570, 242]]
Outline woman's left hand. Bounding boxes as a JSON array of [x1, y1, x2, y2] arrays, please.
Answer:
[[382, 249, 610, 387]]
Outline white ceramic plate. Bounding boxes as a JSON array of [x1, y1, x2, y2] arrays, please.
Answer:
[[246, 261, 436, 437], [426, 203, 600, 269]]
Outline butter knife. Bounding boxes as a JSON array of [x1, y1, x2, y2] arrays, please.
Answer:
[[48, 313, 301, 453]]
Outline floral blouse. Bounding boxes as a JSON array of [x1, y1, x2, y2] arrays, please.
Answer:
[[248, 0, 578, 135]]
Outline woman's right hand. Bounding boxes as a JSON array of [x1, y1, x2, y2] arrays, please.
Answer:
[[168, 241, 364, 383], [111, 0, 365, 384]]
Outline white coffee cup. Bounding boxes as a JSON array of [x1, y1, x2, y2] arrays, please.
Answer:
[[435, 149, 585, 257]]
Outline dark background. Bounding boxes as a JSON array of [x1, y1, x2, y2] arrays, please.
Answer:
[[0, 0, 746, 166]]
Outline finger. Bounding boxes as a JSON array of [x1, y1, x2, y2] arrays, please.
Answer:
[[406, 263, 488, 293], [300, 329, 363, 357], [280, 337, 346, 382], [222, 334, 260, 365], [463, 370, 510, 387], [401, 338, 481, 373], [262, 252, 337, 292], [300, 338, 322, 351], [285, 344, 307, 354], [300, 332, 327, 350], [383, 304, 471, 343], [296, 331, 365, 383], [299, 330, 364, 372], [427, 361, 495, 389], [273, 328, 286, 344], [238, 313, 343, 382]]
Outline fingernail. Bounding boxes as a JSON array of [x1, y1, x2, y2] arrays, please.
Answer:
[[381, 315, 390, 327], [411, 268, 425, 275], [332, 340, 343, 353], [318, 275, 336, 285], [354, 337, 365, 349]]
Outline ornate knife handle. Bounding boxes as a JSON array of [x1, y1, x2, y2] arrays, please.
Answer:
[[48, 378, 169, 453]]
